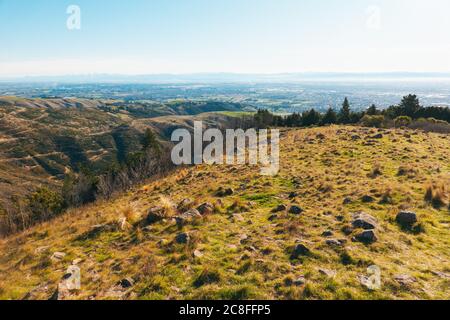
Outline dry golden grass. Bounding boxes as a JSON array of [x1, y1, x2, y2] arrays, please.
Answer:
[[0, 126, 449, 300]]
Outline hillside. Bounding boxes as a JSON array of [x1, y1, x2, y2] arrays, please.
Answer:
[[0, 97, 248, 223], [0, 126, 448, 300]]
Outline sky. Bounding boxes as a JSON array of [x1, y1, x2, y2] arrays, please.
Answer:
[[1, 0, 450, 77]]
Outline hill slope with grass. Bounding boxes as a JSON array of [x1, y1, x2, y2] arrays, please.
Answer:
[[0, 126, 449, 300]]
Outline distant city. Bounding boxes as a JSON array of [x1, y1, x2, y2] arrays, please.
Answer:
[[1, 73, 450, 113]]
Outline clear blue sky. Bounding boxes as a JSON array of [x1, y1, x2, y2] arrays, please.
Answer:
[[1, 0, 450, 76]]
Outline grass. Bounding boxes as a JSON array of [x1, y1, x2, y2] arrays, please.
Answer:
[[0, 126, 449, 300]]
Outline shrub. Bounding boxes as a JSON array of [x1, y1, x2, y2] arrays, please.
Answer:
[[27, 187, 64, 222], [394, 116, 412, 128], [360, 115, 385, 128]]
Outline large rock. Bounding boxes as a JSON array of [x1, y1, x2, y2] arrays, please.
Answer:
[[175, 232, 190, 244], [175, 209, 202, 227], [289, 206, 304, 215], [290, 244, 311, 259], [396, 211, 418, 228], [354, 230, 378, 244], [272, 204, 287, 213], [146, 207, 166, 224], [352, 212, 378, 230], [197, 202, 214, 215]]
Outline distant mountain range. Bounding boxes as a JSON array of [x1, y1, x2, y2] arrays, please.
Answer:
[[2, 72, 450, 84]]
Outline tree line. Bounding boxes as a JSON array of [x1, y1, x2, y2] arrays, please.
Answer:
[[253, 94, 450, 128]]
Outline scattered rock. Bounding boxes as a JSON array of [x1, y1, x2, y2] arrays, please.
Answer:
[[175, 232, 190, 244], [175, 209, 202, 227], [193, 250, 204, 258], [272, 204, 287, 213], [352, 212, 378, 230], [146, 207, 166, 224], [289, 206, 304, 215], [72, 258, 83, 265], [216, 187, 234, 197], [177, 198, 194, 212], [343, 197, 352, 205], [394, 274, 416, 287], [371, 133, 383, 139], [293, 276, 306, 286], [354, 230, 378, 244], [322, 230, 333, 237], [361, 195, 375, 203], [117, 277, 135, 289], [326, 239, 346, 247], [290, 244, 311, 259], [197, 202, 214, 215], [50, 265, 81, 300], [396, 211, 418, 228], [268, 214, 278, 221], [51, 252, 66, 261], [288, 192, 299, 199], [318, 268, 337, 278]]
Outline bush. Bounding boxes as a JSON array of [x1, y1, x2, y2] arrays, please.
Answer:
[[360, 115, 385, 128], [394, 116, 412, 128], [27, 187, 64, 222]]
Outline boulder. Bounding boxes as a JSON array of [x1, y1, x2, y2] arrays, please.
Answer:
[[175, 209, 202, 227], [354, 230, 378, 244], [352, 212, 378, 230], [289, 206, 304, 215], [146, 207, 165, 224], [117, 277, 134, 289], [396, 211, 417, 228], [197, 202, 214, 215], [271, 204, 287, 213], [361, 195, 375, 203], [326, 239, 346, 247], [51, 252, 66, 261], [290, 244, 311, 259], [175, 232, 190, 244]]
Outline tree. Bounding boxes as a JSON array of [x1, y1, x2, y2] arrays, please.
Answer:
[[142, 128, 161, 154], [339, 97, 351, 124], [366, 104, 379, 116], [321, 107, 338, 125], [302, 109, 321, 126], [399, 94, 421, 118], [27, 187, 64, 222]]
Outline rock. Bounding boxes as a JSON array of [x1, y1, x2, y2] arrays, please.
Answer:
[[51, 252, 66, 261], [197, 202, 214, 215], [326, 239, 346, 247], [343, 197, 352, 205], [293, 276, 306, 286], [351, 135, 361, 141], [290, 244, 311, 259], [288, 192, 299, 199], [354, 230, 378, 244], [146, 207, 166, 224], [352, 212, 378, 230], [396, 211, 418, 228], [231, 214, 245, 222], [371, 133, 383, 139], [117, 277, 134, 289], [72, 258, 83, 265], [216, 187, 234, 197], [193, 250, 203, 258], [342, 225, 354, 235], [239, 234, 249, 244], [289, 205, 304, 215], [361, 195, 375, 203], [175, 209, 202, 227], [50, 265, 81, 300], [318, 268, 337, 278], [268, 214, 278, 221], [271, 204, 287, 213], [322, 230, 333, 237], [394, 274, 416, 287], [177, 198, 194, 212], [175, 232, 190, 244]]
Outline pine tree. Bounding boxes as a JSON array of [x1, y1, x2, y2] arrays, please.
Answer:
[[321, 107, 338, 125], [339, 97, 351, 124], [367, 104, 378, 115], [399, 94, 421, 118], [142, 128, 161, 153]]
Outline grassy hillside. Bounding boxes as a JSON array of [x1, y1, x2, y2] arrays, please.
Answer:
[[0, 126, 449, 300], [0, 97, 248, 220]]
